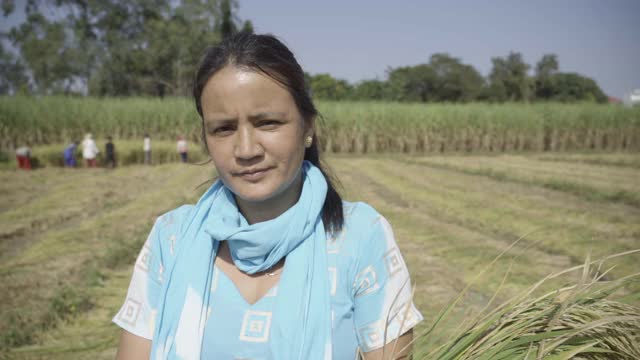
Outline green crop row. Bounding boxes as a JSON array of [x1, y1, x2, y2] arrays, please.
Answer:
[[1, 96, 639, 153]]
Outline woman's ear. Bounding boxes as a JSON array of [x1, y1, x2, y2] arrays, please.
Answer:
[[304, 116, 316, 139]]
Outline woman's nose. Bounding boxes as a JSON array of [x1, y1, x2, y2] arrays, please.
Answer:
[[234, 126, 263, 160]]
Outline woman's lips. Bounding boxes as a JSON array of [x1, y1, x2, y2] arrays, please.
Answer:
[[236, 167, 272, 182]]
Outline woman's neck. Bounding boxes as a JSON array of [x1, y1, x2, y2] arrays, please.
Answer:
[[235, 172, 303, 224]]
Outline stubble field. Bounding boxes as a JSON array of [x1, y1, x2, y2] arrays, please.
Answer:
[[0, 152, 639, 359]]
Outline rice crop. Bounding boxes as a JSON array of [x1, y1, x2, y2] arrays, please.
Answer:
[[1, 96, 639, 153]]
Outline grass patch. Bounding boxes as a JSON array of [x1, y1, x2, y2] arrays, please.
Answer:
[[536, 153, 640, 169], [410, 159, 640, 208], [2, 285, 93, 350], [0, 164, 209, 354]]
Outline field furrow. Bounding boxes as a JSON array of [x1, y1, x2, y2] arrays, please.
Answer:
[[0, 168, 179, 262], [535, 153, 640, 169], [0, 170, 98, 214], [394, 158, 640, 247], [411, 155, 640, 207], [333, 160, 577, 312], [1, 164, 211, 354], [342, 158, 639, 280]]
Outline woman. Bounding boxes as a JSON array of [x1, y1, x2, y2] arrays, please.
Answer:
[[143, 134, 152, 165], [114, 32, 422, 360], [82, 133, 99, 167], [176, 136, 188, 163]]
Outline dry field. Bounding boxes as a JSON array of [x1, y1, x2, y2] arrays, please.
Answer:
[[0, 152, 639, 359]]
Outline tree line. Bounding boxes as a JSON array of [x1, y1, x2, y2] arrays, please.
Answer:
[[1, 0, 607, 103], [308, 53, 607, 103]]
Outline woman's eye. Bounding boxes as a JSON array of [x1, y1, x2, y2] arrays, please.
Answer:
[[258, 120, 281, 128], [212, 126, 234, 136]]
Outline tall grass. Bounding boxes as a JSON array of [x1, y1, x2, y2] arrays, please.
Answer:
[[416, 254, 639, 359], [1, 96, 639, 153], [318, 101, 640, 154], [398, 239, 640, 360]]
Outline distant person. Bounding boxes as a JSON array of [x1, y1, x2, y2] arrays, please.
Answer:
[[105, 136, 116, 168], [82, 133, 99, 168], [63, 141, 79, 167], [143, 133, 152, 165], [176, 135, 188, 163], [15, 145, 32, 170]]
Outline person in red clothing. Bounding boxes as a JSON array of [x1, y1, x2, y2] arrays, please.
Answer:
[[15, 145, 32, 170]]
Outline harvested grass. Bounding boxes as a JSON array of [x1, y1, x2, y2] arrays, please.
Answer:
[[406, 155, 640, 209], [0, 164, 210, 353], [3, 157, 639, 358], [535, 153, 640, 170], [407, 250, 640, 360]]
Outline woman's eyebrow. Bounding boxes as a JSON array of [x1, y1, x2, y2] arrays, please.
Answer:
[[205, 117, 236, 126], [205, 112, 286, 123], [249, 112, 287, 120]]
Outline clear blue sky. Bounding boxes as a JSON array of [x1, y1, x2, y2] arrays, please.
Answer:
[[238, 0, 640, 99], [2, 0, 638, 98]]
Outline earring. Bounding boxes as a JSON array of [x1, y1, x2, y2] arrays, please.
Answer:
[[304, 136, 313, 148]]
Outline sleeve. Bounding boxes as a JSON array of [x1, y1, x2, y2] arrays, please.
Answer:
[[351, 210, 423, 353], [112, 215, 171, 340]]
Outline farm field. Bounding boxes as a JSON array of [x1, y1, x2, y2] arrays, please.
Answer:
[[1, 152, 639, 359]]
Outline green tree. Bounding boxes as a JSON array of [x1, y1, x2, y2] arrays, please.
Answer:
[[8, 13, 79, 94], [309, 73, 352, 100], [384, 55, 484, 102], [428, 53, 484, 102], [386, 64, 436, 102], [0, 43, 29, 94], [5, 0, 244, 96], [216, 0, 239, 39], [534, 54, 559, 100], [351, 79, 386, 100], [488, 52, 531, 101], [552, 72, 607, 103], [241, 19, 254, 33]]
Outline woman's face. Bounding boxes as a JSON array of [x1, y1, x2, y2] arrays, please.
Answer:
[[200, 66, 313, 206]]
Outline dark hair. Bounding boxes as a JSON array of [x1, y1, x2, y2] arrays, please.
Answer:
[[193, 32, 343, 235]]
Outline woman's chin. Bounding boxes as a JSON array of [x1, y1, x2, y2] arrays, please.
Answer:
[[230, 184, 280, 204]]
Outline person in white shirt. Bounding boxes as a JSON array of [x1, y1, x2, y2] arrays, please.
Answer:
[[143, 134, 152, 165], [176, 135, 188, 163], [82, 133, 99, 168]]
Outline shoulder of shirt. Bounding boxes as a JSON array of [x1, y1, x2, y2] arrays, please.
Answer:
[[342, 200, 384, 227], [153, 204, 195, 232], [338, 200, 389, 251]]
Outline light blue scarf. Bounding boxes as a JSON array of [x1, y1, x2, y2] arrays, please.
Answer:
[[151, 161, 332, 360]]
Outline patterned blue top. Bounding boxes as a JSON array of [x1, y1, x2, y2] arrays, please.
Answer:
[[114, 201, 423, 359]]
